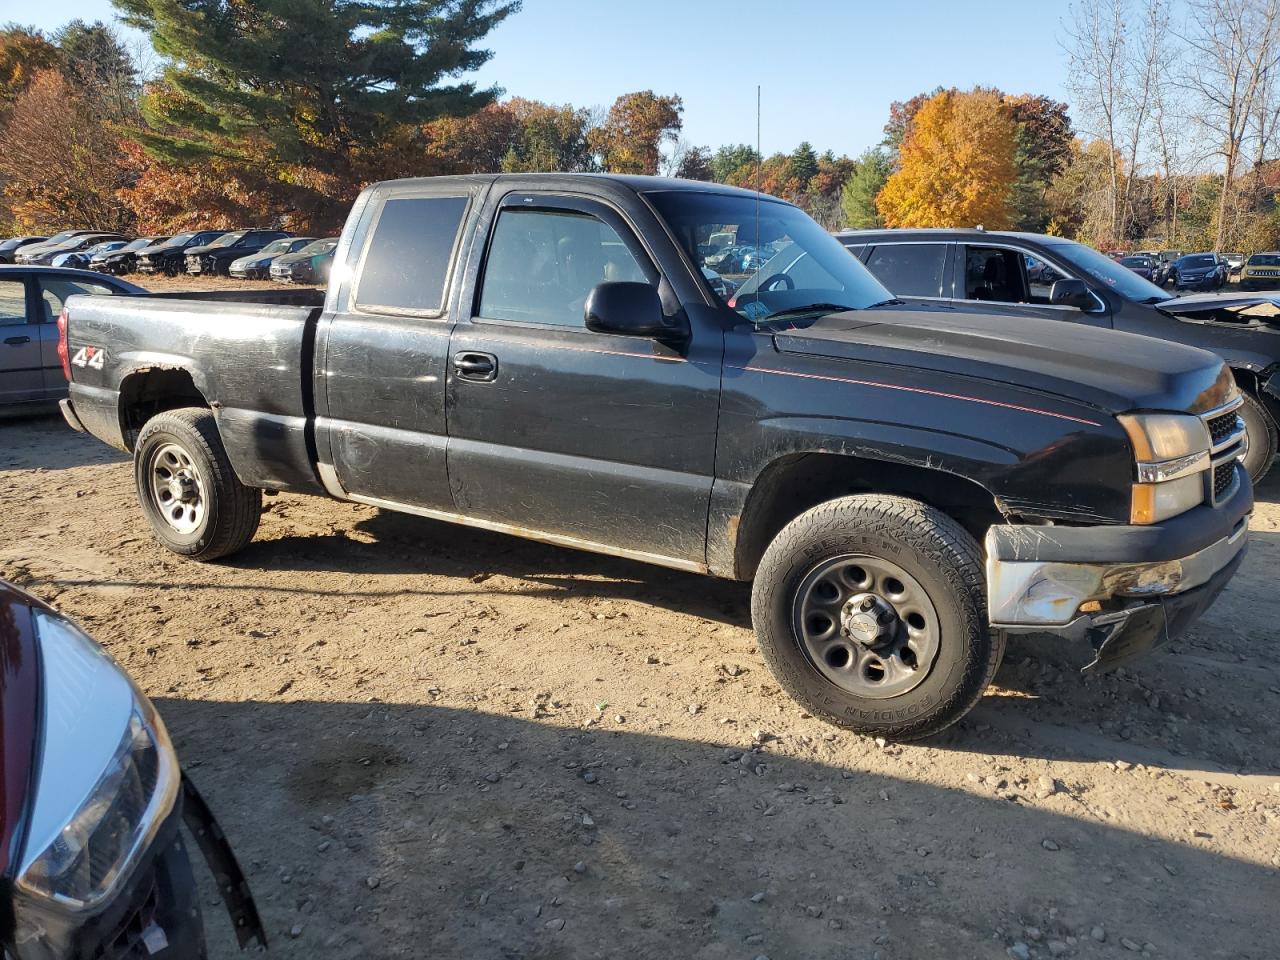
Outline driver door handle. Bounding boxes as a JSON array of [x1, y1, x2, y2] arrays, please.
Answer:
[[4, 335, 31, 346], [453, 351, 498, 382]]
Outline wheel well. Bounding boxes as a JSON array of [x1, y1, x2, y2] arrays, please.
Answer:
[[1230, 367, 1279, 422], [733, 453, 1004, 580], [118, 368, 208, 450]]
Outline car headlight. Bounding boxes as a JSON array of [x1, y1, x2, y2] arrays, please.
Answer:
[[14, 610, 178, 912], [1118, 412, 1211, 524]]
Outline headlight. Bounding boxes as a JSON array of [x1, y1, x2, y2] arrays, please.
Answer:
[[15, 610, 178, 912], [1119, 412, 1211, 523], [1119, 412, 1209, 461]]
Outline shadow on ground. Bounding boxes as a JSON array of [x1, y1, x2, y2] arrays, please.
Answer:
[[0, 412, 127, 471], [165, 697, 1277, 960]]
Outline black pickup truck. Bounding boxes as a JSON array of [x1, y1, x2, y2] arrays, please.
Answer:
[[839, 228, 1280, 481], [57, 174, 1251, 739]]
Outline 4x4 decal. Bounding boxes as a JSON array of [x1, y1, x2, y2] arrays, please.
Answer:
[[70, 345, 105, 370]]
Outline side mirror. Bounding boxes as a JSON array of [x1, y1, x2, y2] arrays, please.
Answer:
[[584, 281, 672, 338], [1049, 277, 1094, 311]]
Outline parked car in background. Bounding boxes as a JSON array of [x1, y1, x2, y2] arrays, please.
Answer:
[[1025, 255, 1062, 285], [0, 579, 265, 959], [185, 229, 290, 276], [92, 235, 170, 275], [1239, 252, 1280, 290], [58, 173, 1251, 741], [700, 265, 737, 300], [1119, 254, 1156, 280], [135, 230, 228, 275], [269, 236, 338, 284], [0, 237, 46, 264], [1152, 250, 1183, 285], [1173, 253, 1227, 291], [840, 227, 1280, 480], [13, 230, 103, 265], [0, 265, 142, 408], [1223, 251, 1245, 275], [24, 233, 126, 266], [229, 236, 316, 279], [52, 238, 129, 269]]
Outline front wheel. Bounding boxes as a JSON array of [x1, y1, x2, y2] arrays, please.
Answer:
[[751, 494, 1003, 740], [134, 407, 261, 560], [1239, 391, 1277, 483]]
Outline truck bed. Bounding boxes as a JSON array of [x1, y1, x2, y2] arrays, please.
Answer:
[[63, 291, 325, 494]]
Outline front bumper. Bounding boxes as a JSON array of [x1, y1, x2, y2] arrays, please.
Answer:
[[985, 474, 1251, 671], [6, 802, 205, 960]]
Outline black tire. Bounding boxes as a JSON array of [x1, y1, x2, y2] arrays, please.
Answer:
[[133, 407, 261, 560], [1239, 390, 1277, 483], [750, 494, 1003, 740]]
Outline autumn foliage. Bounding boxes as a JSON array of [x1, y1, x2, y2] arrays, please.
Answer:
[[877, 89, 1019, 230]]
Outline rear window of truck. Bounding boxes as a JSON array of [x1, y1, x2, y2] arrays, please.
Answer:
[[355, 195, 468, 315]]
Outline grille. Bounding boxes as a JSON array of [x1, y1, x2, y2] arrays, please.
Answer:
[[1213, 461, 1236, 500], [89, 878, 158, 960], [1208, 411, 1242, 446]]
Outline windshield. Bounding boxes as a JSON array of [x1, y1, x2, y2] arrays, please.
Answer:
[[121, 238, 153, 252], [300, 239, 338, 255], [258, 239, 295, 256], [646, 190, 892, 321], [1179, 254, 1216, 268], [1044, 238, 1168, 301], [1120, 256, 1150, 267], [1249, 253, 1280, 266], [164, 232, 195, 246], [206, 230, 247, 249]]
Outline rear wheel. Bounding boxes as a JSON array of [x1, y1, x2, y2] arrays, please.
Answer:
[[134, 407, 261, 560], [751, 494, 1003, 740], [1239, 391, 1277, 483]]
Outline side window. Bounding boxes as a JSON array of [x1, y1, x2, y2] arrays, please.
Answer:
[[37, 278, 114, 323], [0, 278, 27, 326], [864, 243, 947, 298], [355, 195, 469, 315], [478, 208, 652, 328], [964, 246, 1028, 303]]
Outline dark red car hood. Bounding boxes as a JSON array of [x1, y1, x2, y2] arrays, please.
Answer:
[[0, 582, 44, 879]]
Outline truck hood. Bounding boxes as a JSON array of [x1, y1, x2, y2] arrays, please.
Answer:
[[772, 307, 1230, 416]]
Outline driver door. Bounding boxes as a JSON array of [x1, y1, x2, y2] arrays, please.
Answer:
[[445, 193, 723, 567]]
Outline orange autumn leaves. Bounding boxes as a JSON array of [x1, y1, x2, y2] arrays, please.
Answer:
[[877, 88, 1019, 230]]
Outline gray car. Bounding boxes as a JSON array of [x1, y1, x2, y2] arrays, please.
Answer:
[[0, 266, 143, 408]]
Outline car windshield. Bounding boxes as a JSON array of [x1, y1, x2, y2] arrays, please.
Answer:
[[1120, 256, 1150, 267], [1179, 254, 1216, 268], [165, 232, 196, 246], [646, 190, 893, 322], [258, 239, 295, 256], [300, 239, 338, 255], [1249, 253, 1280, 266], [1043, 238, 1169, 301], [121, 238, 154, 252], [207, 231, 248, 248]]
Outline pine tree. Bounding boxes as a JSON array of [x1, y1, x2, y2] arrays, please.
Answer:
[[113, 0, 518, 207]]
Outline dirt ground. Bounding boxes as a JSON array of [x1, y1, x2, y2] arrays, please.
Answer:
[[1, 413, 1278, 960]]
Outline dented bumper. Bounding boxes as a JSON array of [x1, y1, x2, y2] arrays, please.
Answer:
[[984, 474, 1251, 670]]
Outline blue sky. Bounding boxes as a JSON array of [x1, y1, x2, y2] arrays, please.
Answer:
[[14, 0, 1074, 157]]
